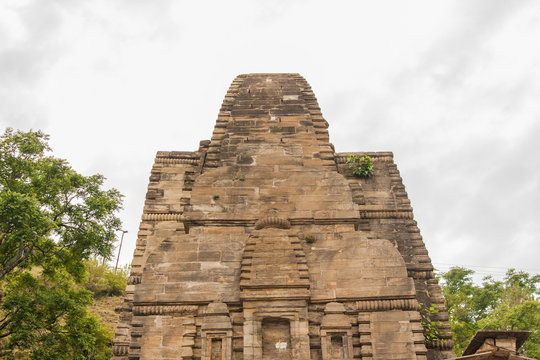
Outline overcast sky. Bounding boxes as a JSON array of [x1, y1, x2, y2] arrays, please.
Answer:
[[1, 0, 539, 280]]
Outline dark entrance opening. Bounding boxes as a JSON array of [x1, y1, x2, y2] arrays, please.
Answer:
[[262, 318, 292, 359], [210, 338, 222, 360], [329, 334, 344, 358]]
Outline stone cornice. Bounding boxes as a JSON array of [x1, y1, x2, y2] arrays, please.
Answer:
[[112, 344, 129, 356], [138, 209, 415, 228], [132, 305, 199, 316], [335, 152, 394, 163], [254, 216, 291, 230], [359, 209, 413, 219], [155, 158, 199, 165], [141, 213, 183, 221], [426, 339, 454, 350], [357, 298, 418, 312], [182, 210, 413, 227]]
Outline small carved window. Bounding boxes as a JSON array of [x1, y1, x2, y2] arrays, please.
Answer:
[[210, 338, 223, 360], [329, 334, 345, 359]]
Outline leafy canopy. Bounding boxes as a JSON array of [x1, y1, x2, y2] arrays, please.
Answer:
[[84, 258, 128, 298], [439, 267, 540, 358], [0, 128, 123, 359]]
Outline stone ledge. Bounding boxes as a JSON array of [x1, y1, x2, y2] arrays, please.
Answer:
[[154, 158, 198, 165], [127, 276, 141, 285], [183, 216, 362, 228], [156, 151, 199, 159], [112, 344, 129, 356], [132, 305, 198, 316], [359, 209, 413, 219], [426, 339, 455, 350], [408, 270, 434, 279], [254, 216, 291, 230], [141, 213, 183, 221], [335, 152, 394, 163], [357, 298, 418, 312]]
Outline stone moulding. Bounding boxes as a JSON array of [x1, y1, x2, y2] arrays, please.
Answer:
[[426, 339, 455, 350], [359, 209, 413, 219], [112, 344, 129, 356], [184, 218, 257, 227], [132, 305, 199, 316], [335, 152, 394, 163], [183, 216, 364, 228], [289, 217, 359, 225], [156, 151, 198, 158], [241, 283, 310, 290], [356, 298, 418, 312], [154, 158, 199, 165], [407, 270, 434, 279], [254, 216, 291, 229], [127, 275, 141, 285], [141, 213, 183, 221]]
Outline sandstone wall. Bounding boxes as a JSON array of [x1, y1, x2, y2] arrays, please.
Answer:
[[113, 74, 454, 360]]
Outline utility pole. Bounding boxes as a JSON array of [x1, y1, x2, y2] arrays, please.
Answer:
[[115, 230, 128, 273]]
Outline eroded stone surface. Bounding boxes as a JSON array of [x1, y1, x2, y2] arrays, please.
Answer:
[[113, 74, 454, 360]]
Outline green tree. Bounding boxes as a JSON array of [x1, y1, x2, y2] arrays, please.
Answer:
[[84, 258, 128, 298], [440, 267, 540, 358], [0, 128, 123, 359]]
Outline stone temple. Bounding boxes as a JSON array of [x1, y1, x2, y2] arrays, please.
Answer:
[[113, 74, 455, 359]]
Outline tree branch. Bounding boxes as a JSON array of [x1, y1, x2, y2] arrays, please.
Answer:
[[0, 330, 13, 339], [0, 243, 33, 282]]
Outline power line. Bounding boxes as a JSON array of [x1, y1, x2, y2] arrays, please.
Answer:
[[434, 267, 509, 275], [433, 262, 540, 273]]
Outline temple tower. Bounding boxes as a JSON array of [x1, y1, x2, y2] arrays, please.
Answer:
[[113, 74, 455, 359]]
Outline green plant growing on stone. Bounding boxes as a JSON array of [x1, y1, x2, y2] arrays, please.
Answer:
[[304, 234, 316, 244], [212, 195, 220, 200], [346, 154, 374, 178], [232, 174, 245, 182], [418, 302, 444, 347]]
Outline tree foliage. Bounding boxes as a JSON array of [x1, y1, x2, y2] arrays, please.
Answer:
[[1, 271, 112, 359], [0, 128, 123, 358], [84, 258, 128, 298], [439, 267, 540, 358]]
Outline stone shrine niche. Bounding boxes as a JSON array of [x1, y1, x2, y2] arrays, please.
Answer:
[[242, 308, 310, 360], [201, 302, 233, 360], [262, 318, 292, 359], [329, 335, 344, 358], [320, 303, 354, 360]]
